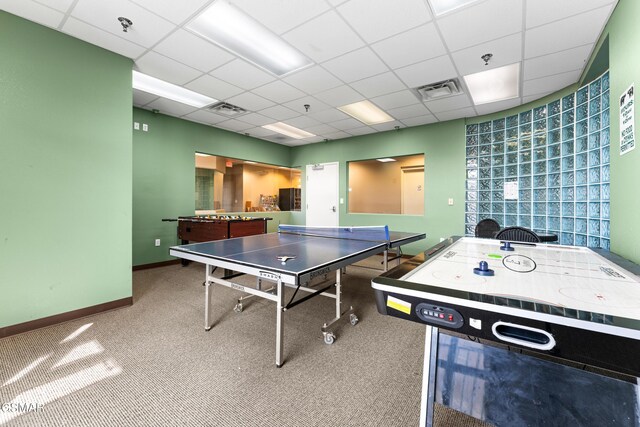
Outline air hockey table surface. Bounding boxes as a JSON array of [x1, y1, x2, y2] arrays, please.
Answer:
[[372, 236, 640, 376]]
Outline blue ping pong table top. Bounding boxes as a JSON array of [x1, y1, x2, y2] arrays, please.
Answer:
[[170, 228, 425, 278]]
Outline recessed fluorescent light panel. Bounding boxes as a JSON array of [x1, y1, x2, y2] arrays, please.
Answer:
[[463, 63, 520, 105], [262, 122, 315, 139], [132, 71, 217, 108], [376, 158, 396, 162], [338, 100, 394, 126], [187, 0, 313, 76], [429, 0, 480, 16]]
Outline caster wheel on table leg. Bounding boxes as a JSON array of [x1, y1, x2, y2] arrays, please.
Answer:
[[350, 314, 359, 326], [234, 303, 243, 313], [323, 332, 336, 345]]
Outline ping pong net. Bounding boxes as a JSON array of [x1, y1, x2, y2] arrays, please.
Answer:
[[278, 225, 390, 242]]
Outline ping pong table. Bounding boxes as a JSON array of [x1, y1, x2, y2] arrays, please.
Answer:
[[169, 225, 425, 367]]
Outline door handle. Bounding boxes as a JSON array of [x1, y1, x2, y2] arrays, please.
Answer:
[[331, 206, 336, 212]]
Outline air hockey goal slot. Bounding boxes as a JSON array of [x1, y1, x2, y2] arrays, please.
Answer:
[[491, 321, 556, 351], [415, 303, 464, 328]]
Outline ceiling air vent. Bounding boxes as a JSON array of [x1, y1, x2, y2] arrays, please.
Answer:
[[416, 79, 461, 101], [207, 102, 247, 117]]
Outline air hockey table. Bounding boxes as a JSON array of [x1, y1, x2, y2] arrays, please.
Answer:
[[372, 236, 640, 426]]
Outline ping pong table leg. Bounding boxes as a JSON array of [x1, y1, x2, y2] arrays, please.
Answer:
[[383, 249, 389, 271], [204, 265, 213, 331], [275, 278, 284, 368]]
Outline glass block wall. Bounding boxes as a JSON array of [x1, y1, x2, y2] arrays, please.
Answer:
[[465, 71, 610, 249]]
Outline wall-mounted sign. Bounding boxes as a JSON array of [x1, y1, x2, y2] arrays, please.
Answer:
[[504, 181, 519, 200], [620, 83, 635, 156]]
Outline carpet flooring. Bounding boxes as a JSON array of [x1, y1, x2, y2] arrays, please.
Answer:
[[0, 257, 491, 426]]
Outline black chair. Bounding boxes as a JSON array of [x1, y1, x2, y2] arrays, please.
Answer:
[[495, 226, 541, 243], [474, 218, 501, 238]]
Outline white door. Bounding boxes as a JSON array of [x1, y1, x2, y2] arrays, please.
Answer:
[[401, 167, 424, 215], [306, 162, 339, 226]]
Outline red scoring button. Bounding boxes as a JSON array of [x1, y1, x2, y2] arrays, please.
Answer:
[[448, 314, 454, 321], [439, 313, 445, 319]]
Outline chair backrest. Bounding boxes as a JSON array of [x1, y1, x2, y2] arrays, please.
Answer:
[[495, 226, 541, 243], [474, 218, 501, 238]]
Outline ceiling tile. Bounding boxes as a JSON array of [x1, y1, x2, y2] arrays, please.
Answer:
[[209, 59, 276, 90], [526, 0, 616, 29], [395, 55, 457, 88], [372, 23, 446, 69], [324, 130, 352, 140], [400, 115, 438, 127], [259, 105, 301, 121], [371, 90, 422, 110], [423, 94, 473, 113], [185, 74, 244, 100], [437, 0, 523, 52], [216, 119, 254, 132], [283, 66, 342, 94], [62, 17, 146, 59], [523, 70, 581, 97], [2, 1, 65, 29], [371, 120, 404, 132], [129, 0, 211, 25], [145, 98, 199, 117], [315, 85, 364, 107], [450, 33, 522, 76], [70, 0, 176, 48], [231, 0, 331, 35], [522, 93, 553, 105], [330, 118, 365, 131], [351, 72, 406, 98], [153, 29, 235, 72], [251, 81, 305, 104], [347, 126, 377, 136], [327, 0, 349, 5], [387, 103, 431, 120], [236, 113, 273, 127], [322, 47, 389, 83], [283, 11, 365, 63], [284, 115, 321, 129], [474, 98, 522, 116], [34, 0, 75, 13], [135, 51, 203, 85], [524, 44, 593, 81], [183, 110, 230, 125], [305, 123, 339, 135], [434, 107, 477, 121], [337, 0, 431, 44], [133, 89, 158, 106], [226, 92, 275, 112], [525, 6, 612, 58], [308, 108, 350, 123]]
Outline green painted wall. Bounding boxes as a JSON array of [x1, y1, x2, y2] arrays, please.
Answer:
[[132, 108, 292, 266], [0, 12, 133, 328], [290, 120, 466, 254], [598, 0, 640, 263]]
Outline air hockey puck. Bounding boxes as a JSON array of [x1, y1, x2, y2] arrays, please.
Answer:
[[473, 261, 494, 276]]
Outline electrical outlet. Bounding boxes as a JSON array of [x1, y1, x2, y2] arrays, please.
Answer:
[[448, 198, 454, 206], [142, 123, 149, 132], [155, 239, 160, 247], [134, 122, 140, 130]]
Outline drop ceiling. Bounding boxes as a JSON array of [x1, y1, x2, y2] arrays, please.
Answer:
[[1, 0, 618, 146]]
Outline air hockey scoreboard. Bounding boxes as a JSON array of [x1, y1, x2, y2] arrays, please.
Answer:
[[372, 236, 640, 377]]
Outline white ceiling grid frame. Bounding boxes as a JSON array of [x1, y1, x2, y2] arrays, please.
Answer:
[[0, 0, 620, 146]]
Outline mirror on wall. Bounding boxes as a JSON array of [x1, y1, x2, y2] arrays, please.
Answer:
[[195, 153, 301, 214], [348, 154, 425, 215]]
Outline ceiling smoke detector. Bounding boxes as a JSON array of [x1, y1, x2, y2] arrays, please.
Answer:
[[207, 102, 247, 117], [415, 79, 461, 101]]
